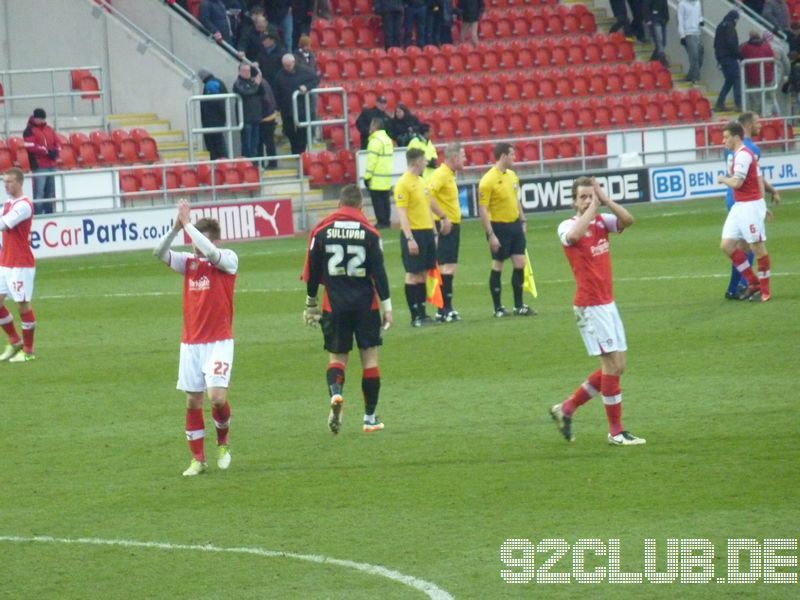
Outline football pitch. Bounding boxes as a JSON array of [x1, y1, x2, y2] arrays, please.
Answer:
[[2, 194, 798, 599]]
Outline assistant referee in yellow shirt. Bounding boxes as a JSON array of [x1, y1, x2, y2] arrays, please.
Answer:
[[429, 142, 465, 322], [478, 142, 536, 317], [395, 147, 451, 326]]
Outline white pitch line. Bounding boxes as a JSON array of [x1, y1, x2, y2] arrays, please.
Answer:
[[35, 271, 799, 301], [0, 535, 454, 600]]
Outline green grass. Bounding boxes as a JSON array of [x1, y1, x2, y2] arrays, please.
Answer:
[[1, 195, 798, 599]]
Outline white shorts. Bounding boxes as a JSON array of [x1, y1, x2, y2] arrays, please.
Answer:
[[722, 199, 767, 244], [177, 339, 234, 392], [0, 267, 36, 302], [574, 302, 627, 357]]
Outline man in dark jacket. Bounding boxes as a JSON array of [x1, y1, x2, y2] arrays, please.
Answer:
[[355, 96, 390, 150], [237, 14, 278, 62], [233, 62, 266, 158], [23, 108, 60, 215], [714, 10, 743, 111], [257, 31, 287, 91], [643, 0, 669, 66], [199, 0, 233, 44], [198, 69, 230, 160], [274, 54, 320, 154]]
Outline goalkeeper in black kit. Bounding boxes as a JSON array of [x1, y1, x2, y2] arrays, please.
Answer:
[[300, 184, 393, 434]]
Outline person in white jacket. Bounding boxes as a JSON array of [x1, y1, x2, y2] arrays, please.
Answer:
[[678, 0, 705, 83]]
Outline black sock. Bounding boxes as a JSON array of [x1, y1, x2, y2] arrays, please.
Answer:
[[327, 362, 345, 398], [489, 270, 502, 310], [416, 282, 428, 318], [512, 268, 524, 308], [405, 283, 417, 319], [441, 274, 453, 312], [362, 367, 381, 416]]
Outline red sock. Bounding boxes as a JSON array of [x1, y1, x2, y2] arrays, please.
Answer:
[[19, 310, 35, 354], [757, 255, 770, 298], [212, 402, 231, 446], [730, 249, 759, 287], [185, 408, 205, 461], [0, 307, 20, 345], [601, 374, 623, 436], [562, 369, 602, 416]]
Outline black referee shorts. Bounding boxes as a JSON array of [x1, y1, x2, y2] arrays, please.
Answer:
[[436, 221, 460, 264], [401, 229, 437, 273], [321, 308, 383, 353], [491, 220, 526, 261]]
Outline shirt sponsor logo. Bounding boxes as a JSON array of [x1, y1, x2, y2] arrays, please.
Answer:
[[590, 239, 610, 257], [189, 275, 211, 291]]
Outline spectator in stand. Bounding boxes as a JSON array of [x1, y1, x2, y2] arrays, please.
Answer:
[[233, 62, 265, 159], [405, 0, 427, 47], [764, 30, 790, 114], [388, 104, 421, 147], [762, 0, 790, 34], [377, 0, 404, 49], [740, 29, 776, 116], [425, 0, 444, 47], [257, 31, 286, 90], [274, 53, 320, 154], [435, 0, 455, 45], [198, 69, 230, 160], [223, 0, 246, 45], [200, 0, 234, 44], [457, 0, 483, 45], [291, 1, 313, 49], [266, 0, 294, 52], [788, 21, 800, 54], [643, 0, 669, 66], [714, 10, 743, 112], [260, 77, 280, 169], [356, 96, 390, 150], [294, 34, 318, 75], [22, 108, 60, 215], [678, 0, 704, 84], [609, 0, 632, 36], [237, 13, 278, 61], [783, 53, 800, 114], [294, 34, 320, 142]]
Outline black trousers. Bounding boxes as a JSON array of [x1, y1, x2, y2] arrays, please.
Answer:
[[370, 189, 391, 228], [203, 133, 228, 160]]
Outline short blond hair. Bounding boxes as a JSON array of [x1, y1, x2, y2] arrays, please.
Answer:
[[4, 167, 24, 183]]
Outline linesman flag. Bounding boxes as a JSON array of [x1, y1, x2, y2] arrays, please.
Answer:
[[426, 265, 444, 309], [523, 250, 538, 298]]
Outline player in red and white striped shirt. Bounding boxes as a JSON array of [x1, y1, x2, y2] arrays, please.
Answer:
[[0, 168, 37, 363], [717, 120, 773, 302], [550, 177, 646, 446], [154, 200, 238, 476]]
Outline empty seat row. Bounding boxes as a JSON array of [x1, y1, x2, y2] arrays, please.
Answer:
[[695, 120, 795, 148], [57, 129, 159, 168], [317, 35, 634, 79], [464, 136, 608, 165], [319, 65, 673, 116], [120, 161, 262, 197], [331, 0, 559, 15]]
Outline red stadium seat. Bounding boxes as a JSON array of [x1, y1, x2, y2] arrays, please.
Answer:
[[0, 148, 12, 171], [79, 142, 98, 167], [57, 143, 78, 169], [140, 137, 159, 162], [98, 140, 119, 164]]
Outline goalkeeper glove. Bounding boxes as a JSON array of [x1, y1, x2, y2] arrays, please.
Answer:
[[303, 295, 321, 327]]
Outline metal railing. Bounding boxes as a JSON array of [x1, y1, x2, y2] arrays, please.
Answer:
[[293, 87, 350, 151], [740, 56, 781, 116], [185, 93, 244, 161], [162, 0, 247, 63], [0, 66, 106, 137], [26, 155, 306, 217]]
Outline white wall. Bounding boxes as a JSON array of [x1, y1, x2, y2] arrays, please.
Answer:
[[1, 0, 200, 131]]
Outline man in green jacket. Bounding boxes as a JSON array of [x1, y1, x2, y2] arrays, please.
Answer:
[[364, 118, 394, 228]]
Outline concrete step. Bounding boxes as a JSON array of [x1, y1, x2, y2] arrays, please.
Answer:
[[149, 130, 186, 143], [108, 117, 172, 132], [159, 149, 210, 162]]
